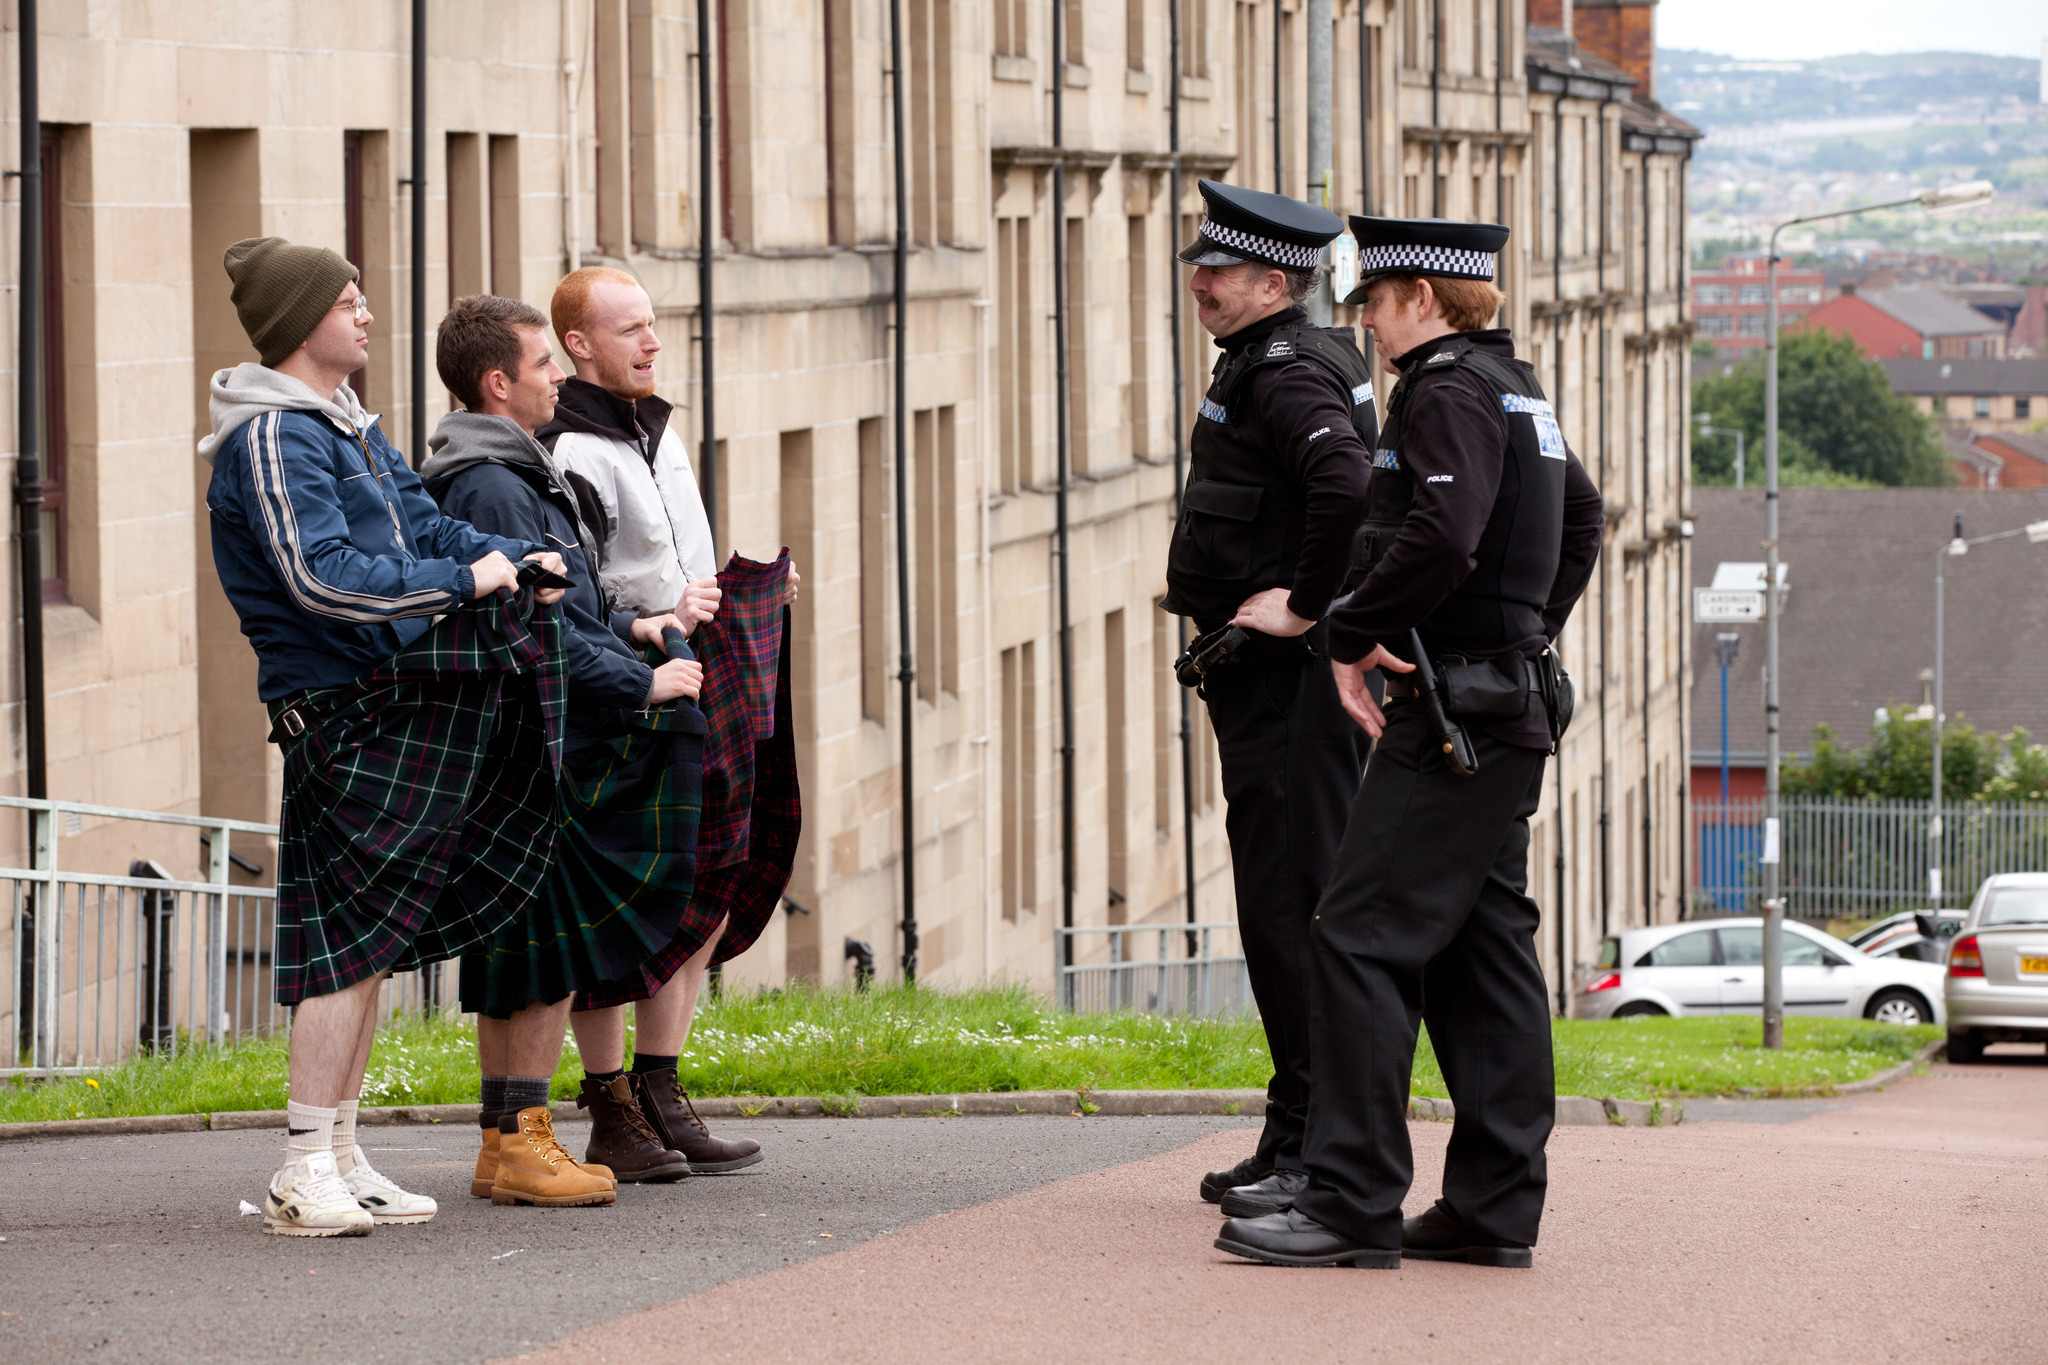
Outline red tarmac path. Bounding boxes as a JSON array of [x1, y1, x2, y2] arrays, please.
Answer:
[[501, 1056, 2048, 1365]]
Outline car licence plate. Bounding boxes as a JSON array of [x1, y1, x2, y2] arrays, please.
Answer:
[[2022, 956, 2048, 975]]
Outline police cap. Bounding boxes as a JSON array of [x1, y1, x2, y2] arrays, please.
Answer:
[[1176, 180, 1343, 273], [1342, 215, 1511, 304]]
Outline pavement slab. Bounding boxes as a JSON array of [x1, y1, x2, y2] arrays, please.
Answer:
[[507, 1055, 2048, 1365]]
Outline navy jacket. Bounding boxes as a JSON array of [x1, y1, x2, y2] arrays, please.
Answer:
[[203, 385, 534, 701], [422, 413, 656, 757]]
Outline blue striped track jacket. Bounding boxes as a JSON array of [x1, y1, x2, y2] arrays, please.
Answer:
[[200, 363, 536, 701]]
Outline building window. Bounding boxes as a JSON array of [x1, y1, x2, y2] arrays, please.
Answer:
[[1127, 215, 1150, 458], [1066, 217, 1090, 471], [913, 406, 958, 701], [1697, 314, 1733, 337], [1737, 283, 1768, 305], [1974, 396, 1992, 419], [1780, 284, 1820, 304], [1737, 313, 1768, 337], [36, 124, 68, 602], [995, 0, 1026, 57], [1934, 395, 1949, 416], [2017, 397, 2033, 420], [997, 213, 1034, 491], [910, 0, 955, 246], [1695, 284, 1733, 305], [1180, 0, 1208, 77], [1001, 641, 1039, 921], [859, 416, 888, 721]]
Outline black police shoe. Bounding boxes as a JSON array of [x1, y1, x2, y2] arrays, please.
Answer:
[[1217, 1168, 1308, 1218], [1198, 1154, 1273, 1204], [1215, 1210, 1401, 1268], [1401, 1199, 1534, 1268]]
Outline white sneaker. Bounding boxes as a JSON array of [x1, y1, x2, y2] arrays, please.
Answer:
[[262, 1150, 375, 1237], [340, 1153, 438, 1224]]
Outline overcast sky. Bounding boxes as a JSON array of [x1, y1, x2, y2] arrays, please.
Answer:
[[1659, 0, 2047, 62]]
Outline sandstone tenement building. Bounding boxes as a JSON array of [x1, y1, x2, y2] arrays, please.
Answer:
[[0, 0, 1696, 1020]]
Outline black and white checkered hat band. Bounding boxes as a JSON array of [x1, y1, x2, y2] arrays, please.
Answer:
[[1198, 219, 1324, 270], [1356, 243, 1495, 280]]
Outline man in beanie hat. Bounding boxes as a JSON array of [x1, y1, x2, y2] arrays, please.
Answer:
[[1215, 217, 1604, 1270], [1161, 180, 1378, 1218], [199, 238, 573, 1237]]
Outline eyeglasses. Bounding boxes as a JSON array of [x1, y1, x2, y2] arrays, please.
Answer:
[[333, 295, 370, 321]]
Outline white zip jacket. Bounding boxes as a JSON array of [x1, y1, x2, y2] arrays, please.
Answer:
[[540, 380, 716, 617]]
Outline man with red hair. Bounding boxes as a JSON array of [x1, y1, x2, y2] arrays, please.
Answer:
[[539, 266, 791, 1174]]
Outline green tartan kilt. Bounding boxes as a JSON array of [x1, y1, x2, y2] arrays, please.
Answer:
[[459, 705, 706, 1019]]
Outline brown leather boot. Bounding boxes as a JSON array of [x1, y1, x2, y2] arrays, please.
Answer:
[[490, 1107, 617, 1207], [471, 1114, 500, 1198], [636, 1067, 764, 1173], [577, 1074, 690, 1182]]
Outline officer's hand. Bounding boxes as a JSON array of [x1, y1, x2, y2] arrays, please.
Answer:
[[1229, 588, 1313, 638], [521, 552, 569, 605], [1333, 645, 1416, 737], [645, 658, 704, 705]]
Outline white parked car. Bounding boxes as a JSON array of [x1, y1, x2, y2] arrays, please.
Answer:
[[1578, 917, 1947, 1026], [1849, 909, 1966, 961], [1945, 873, 2048, 1063]]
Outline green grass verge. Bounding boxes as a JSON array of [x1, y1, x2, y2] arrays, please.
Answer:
[[0, 985, 1939, 1124]]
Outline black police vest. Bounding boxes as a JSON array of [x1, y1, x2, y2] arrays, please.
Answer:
[[1355, 334, 1566, 653], [1162, 324, 1376, 624]]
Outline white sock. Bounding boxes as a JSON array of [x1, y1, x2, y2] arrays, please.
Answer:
[[285, 1101, 337, 1167], [333, 1098, 362, 1174]]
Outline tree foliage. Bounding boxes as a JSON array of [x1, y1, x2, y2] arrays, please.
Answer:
[[1692, 328, 1952, 488], [1785, 710, 2048, 803]]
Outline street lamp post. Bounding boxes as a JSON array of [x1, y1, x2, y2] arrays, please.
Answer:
[[1930, 514, 2048, 912], [1761, 179, 1994, 1049], [1696, 414, 1745, 488]]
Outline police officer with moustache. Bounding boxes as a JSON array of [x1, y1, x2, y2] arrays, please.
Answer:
[[1215, 217, 1604, 1269], [1161, 181, 1378, 1216]]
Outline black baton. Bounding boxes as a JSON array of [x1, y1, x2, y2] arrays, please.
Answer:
[[1407, 629, 1479, 778]]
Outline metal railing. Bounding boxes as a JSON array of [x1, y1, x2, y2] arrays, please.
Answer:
[[1055, 921, 1255, 1017], [1692, 795, 2048, 919], [4, 795, 455, 1078]]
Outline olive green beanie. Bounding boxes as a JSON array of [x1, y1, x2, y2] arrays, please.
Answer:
[[222, 237, 361, 367]]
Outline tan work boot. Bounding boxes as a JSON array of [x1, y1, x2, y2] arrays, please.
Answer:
[[490, 1106, 618, 1208], [471, 1114, 500, 1199]]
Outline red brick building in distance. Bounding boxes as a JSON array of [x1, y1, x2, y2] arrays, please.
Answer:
[[1692, 256, 1825, 359], [1802, 285, 2006, 360]]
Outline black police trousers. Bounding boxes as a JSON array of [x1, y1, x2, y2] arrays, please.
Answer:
[[1200, 633, 1368, 1170], [1294, 699, 1553, 1249]]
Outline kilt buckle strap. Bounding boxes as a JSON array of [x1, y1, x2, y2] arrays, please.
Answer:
[[267, 705, 311, 746]]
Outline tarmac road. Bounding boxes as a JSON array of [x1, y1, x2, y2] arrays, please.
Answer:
[[0, 1114, 1258, 1363], [5, 1051, 2046, 1364]]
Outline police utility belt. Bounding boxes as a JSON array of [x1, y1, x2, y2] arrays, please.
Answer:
[[1172, 623, 1321, 695], [1386, 645, 1576, 766]]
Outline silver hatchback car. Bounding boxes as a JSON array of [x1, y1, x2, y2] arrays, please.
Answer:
[[1945, 873, 2048, 1062]]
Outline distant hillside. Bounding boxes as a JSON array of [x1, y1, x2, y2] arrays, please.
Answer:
[[1660, 48, 2039, 129]]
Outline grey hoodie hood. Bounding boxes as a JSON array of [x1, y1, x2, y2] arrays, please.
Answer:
[[196, 362, 376, 465], [418, 410, 557, 485]]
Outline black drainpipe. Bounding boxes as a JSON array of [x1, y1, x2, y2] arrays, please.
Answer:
[[1641, 137, 1653, 927], [1358, 2, 1371, 215], [1429, 0, 1442, 215], [1170, 0, 1198, 949], [1272, 0, 1283, 194], [1493, 0, 1503, 225], [1676, 143, 1692, 920], [15, 0, 45, 802], [14, 0, 46, 1060], [1052, 0, 1077, 974], [698, 0, 719, 548], [409, 0, 426, 468], [888, 0, 917, 981]]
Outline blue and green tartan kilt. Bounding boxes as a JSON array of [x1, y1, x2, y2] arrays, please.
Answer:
[[270, 592, 566, 1006], [458, 694, 707, 1019]]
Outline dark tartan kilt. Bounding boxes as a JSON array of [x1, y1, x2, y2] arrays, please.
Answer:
[[459, 704, 707, 1019], [576, 620, 799, 1010], [270, 593, 566, 1007]]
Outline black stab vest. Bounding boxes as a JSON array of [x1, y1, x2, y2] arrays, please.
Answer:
[[1162, 324, 1377, 625], [1354, 334, 1566, 654]]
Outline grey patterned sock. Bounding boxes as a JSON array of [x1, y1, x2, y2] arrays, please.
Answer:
[[503, 1075, 552, 1115], [479, 1075, 508, 1120]]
